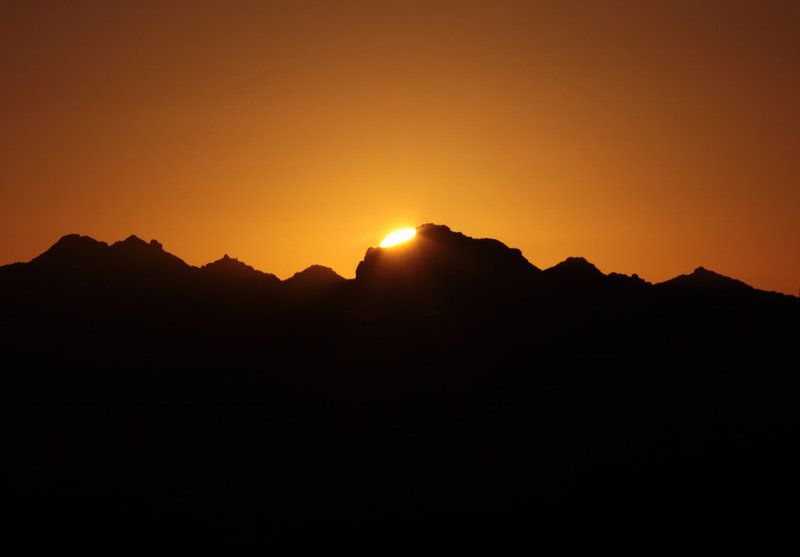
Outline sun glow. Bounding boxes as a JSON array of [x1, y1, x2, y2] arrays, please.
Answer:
[[380, 228, 416, 248]]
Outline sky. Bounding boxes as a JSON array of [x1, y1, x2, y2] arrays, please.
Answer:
[[2, 0, 798, 293]]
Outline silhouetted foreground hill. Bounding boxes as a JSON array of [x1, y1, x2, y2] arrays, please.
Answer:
[[2, 224, 799, 538]]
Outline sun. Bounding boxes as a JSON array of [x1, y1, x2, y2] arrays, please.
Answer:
[[380, 227, 416, 248]]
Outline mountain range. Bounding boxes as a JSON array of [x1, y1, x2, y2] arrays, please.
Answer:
[[6, 224, 784, 295], [2, 223, 799, 537]]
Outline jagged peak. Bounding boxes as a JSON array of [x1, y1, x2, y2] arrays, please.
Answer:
[[289, 264, 343, 278], [118, 234, 145, 244], [106, 235, 173, 259], [112, 234, 160, 249], [545, 257, 604, 275], [607, 271, 650, 286], [206, 253, 244, 265], [285, 265, 345, 284], [658, 266, 753, 291], [203, 254, 253, 269], [31, 234, 109, 266], [689, 266, 740, 281], [56, 233, 96, 242], [105, 234, 188, 265], [27, 233, 192, 275], [201, 254, 279, 282], [50, 233, 109, 249]]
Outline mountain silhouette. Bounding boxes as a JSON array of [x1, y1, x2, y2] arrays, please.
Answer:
[[2, 223, 799, 536], [30, 233, 110, 270], [30, 233, 194, 286], [201, 254, 281, 285], [355, 223, 538, 290], [540, 256, 606, 288], [544, 256, 603, 277], [657, 265, 754, 292], [284, 264, 346, 295]]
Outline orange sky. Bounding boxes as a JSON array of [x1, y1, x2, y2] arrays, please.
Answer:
[[2, 1, 798, 293]]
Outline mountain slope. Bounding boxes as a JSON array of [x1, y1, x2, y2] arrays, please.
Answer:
[[657, 266, 754, 292]]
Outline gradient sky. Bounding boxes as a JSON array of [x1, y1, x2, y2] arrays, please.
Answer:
[[2, 1, 798, 293]]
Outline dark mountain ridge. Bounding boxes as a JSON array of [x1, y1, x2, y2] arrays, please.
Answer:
[[2, 223, 799, 535], [201, 254, 281, 286], [285, 264, 346, 288], [11, 232, 342, 291], [657, 265, 754, 292], [7, 226, 790, 300], [356, 223, 539, 286]]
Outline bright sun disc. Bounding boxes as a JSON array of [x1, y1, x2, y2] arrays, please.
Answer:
[[380, 228, 416, 248]]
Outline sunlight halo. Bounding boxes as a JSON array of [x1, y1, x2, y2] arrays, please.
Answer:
[[380, 228, 416, 248]]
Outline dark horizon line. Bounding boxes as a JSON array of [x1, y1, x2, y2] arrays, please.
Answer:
[[4, 229, 798, 298]]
